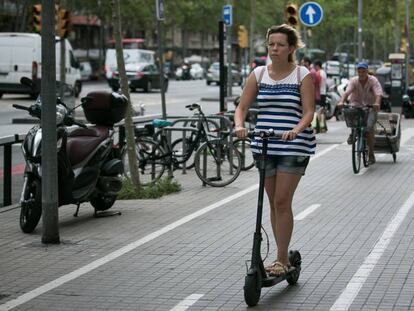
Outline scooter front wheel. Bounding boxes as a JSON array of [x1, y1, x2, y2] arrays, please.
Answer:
[[20, 178, 42, 233], [244, 269, 262, 307]]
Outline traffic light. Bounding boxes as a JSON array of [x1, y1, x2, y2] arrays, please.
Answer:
[[57, 8, 70, 38], [285, 3, 300, 31], [238, 25, 248, 48], [32, 4, 42, 33]]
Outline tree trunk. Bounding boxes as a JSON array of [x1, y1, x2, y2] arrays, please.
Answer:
[[111, 0, 141, 190]]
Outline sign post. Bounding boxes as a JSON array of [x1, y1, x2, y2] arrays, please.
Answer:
[[156, 0, 166, 118]]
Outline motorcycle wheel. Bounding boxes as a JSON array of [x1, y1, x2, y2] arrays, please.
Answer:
[[90, 195, 117, 211], [20, 178, 42, 233]]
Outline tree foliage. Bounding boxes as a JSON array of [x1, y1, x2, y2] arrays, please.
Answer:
[[10, 0, 412, 61]]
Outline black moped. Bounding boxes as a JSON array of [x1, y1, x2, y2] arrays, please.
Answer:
[[14, 77, 128, 233], [244, 129, 302, 307]]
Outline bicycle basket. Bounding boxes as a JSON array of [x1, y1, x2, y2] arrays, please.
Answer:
[[343, 107, 369, 128]]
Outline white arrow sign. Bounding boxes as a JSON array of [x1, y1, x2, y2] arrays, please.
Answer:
[[305, 5, 316, 24], [299, 2, 323, 27]]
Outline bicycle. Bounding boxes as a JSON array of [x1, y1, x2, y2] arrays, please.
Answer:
[[121, 123, 167, 186], [125, 104, 243, 187], [343, 105, 371, 173]]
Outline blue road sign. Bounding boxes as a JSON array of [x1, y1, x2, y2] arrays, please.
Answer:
[[299, 2, 323, 27], [223, 5, 232, 26]]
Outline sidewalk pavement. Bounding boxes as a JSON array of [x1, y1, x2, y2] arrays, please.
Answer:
[[1, 119, 414, 311]]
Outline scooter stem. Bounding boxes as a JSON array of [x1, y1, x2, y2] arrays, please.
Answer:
[[255, 137, 268, 234]]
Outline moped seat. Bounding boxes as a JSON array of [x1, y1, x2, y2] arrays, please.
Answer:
[[66, 126, 110, 166]]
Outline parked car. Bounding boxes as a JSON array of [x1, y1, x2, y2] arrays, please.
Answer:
[[323, 60, 341, 76], [105, 48, 155, 83], [80, 61, 92, 81], [110, 63, 168, 93], [206, 62, 242, 86]]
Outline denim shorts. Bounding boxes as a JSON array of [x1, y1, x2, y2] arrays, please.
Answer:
[[253, 154, 310, 177]]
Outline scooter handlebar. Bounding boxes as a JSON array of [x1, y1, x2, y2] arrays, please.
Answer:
[[247, 129, 283, 139]]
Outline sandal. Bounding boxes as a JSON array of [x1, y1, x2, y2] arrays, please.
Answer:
[[268, 261, 289, 277], [264, 260, 278, 273]]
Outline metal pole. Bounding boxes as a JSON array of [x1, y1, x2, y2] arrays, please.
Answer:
[[227, 0, 233, 97], [155, 0, 166, 119], [59, 0, 66, 99], [41, 0, 60, 244], [357, 0, 363, 61], [157, 19, 167, 119], [405, 0, 411, 92], [219, 21, 226, 112], [249, 0, 256, 68]]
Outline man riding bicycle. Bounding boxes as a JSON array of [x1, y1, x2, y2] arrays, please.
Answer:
[[337, 62, 383, 164]]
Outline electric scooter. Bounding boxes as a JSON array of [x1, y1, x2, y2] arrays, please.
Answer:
[[244, 129, 302, 307]]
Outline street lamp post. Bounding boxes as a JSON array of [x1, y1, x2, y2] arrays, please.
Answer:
[[405, 0, 411, 92], [357, 0, 363, 61]]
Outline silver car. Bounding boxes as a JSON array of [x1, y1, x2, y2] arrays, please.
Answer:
[[206, 62, 242, 86]]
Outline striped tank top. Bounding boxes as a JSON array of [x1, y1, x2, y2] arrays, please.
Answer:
[[251, 65, 316, 156]]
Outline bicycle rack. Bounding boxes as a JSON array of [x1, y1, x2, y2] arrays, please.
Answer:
[[158, 126, 199, 178]]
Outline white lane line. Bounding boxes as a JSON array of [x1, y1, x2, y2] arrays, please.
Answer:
[[169, 294, 204, 311], [316, 144, 339, 158], [0, 144, 338, 311], [294, 204, 321, 221], [330, 190, 414, 311]]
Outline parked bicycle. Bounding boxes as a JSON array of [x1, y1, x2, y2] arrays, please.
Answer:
[[123, 103, 243, 187], [343, 104, 372, 173]]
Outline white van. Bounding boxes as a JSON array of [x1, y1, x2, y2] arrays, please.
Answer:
[[104, 48, 155, 90], [0, 32, 82, 98]]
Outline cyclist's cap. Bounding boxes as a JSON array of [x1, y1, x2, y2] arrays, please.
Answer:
[[357, 62, 368, 69]]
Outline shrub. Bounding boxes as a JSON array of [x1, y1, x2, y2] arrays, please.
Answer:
[[118, 177, 181, 199]]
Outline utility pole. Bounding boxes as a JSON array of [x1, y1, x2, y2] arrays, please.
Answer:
[[41, 0, 59, 244], [405, 0, 411, 92], [156, 0, 167, 119], [226, 0, 233, 97], [59, 0, 66, 99], [357, 0, 362, 61], [249, 0, 256, 70]]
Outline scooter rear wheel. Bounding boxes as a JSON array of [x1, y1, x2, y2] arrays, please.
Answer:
[[244, 269, 262, 307], [286, 250, 301, 285], [90, 194, 117, 211]]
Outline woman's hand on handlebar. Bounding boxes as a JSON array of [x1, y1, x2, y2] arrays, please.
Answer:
[[234, 125, 247, 139], [282, 129, 299, 141]]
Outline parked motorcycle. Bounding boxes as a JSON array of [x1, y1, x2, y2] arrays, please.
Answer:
[[402, 85, 414, 118], [180, 63, 192, 80], [14, 77, 128, 233], [326, 78, 348, 121]]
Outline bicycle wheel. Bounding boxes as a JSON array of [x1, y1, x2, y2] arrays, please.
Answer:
[[233, 138, 254, 171], [123, 138, 166, 185], [351, 129, 361, 174], [194, 139, 242, 187], [171, 137, 197, 169]]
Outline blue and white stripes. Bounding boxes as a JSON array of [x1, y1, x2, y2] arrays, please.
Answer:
[[251, 67, 316, 156]]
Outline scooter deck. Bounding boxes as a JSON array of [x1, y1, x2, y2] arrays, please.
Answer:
[[262, 266, 301, 287]]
